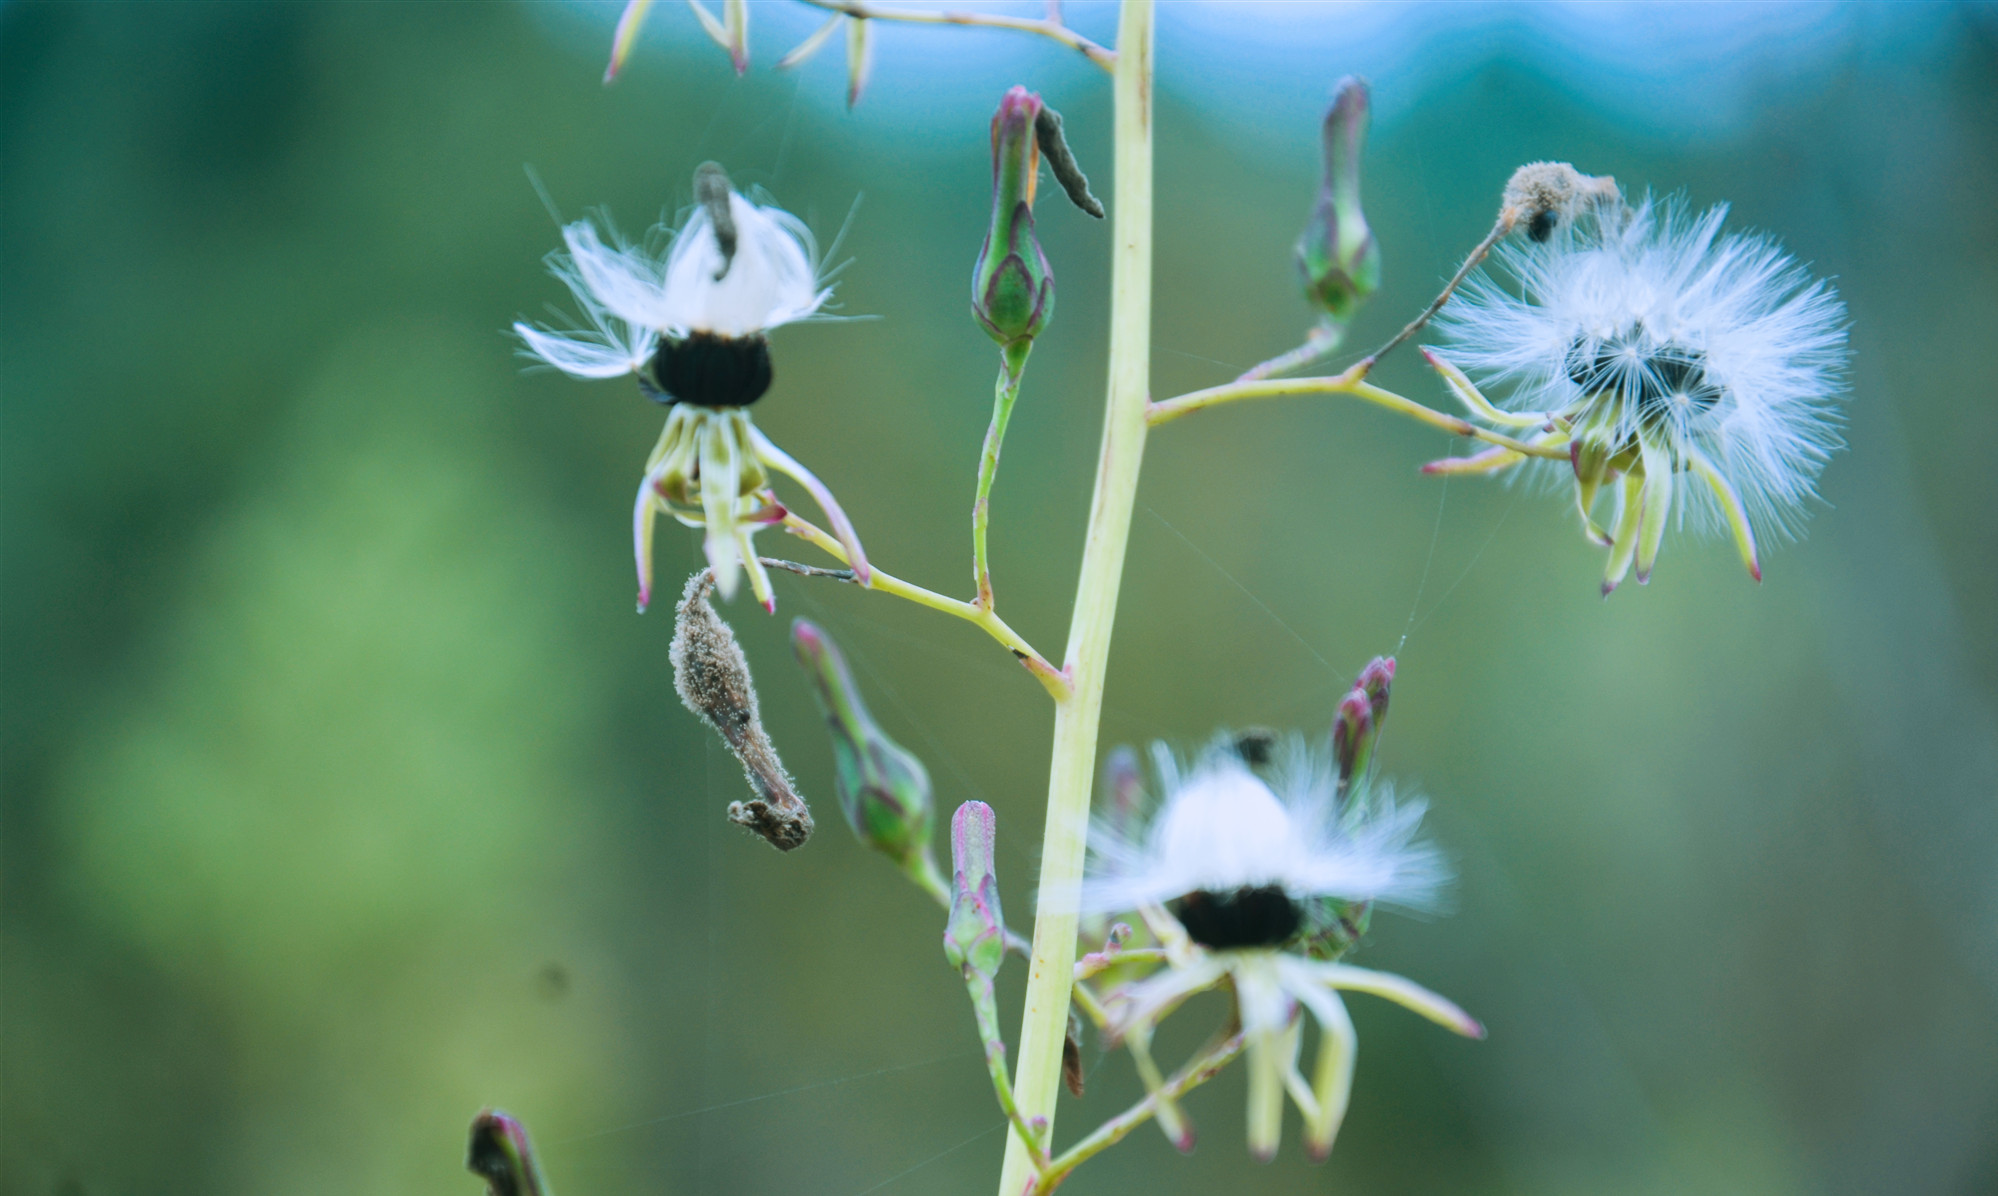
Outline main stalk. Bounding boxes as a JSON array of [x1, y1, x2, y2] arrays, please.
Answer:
[[996, 2, 1153, 1191]]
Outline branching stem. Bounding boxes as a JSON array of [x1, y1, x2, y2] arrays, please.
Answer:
[[1145, 364, 1570, 459], [778, 514, 1071, 699], [796, 0, 1115, 69], [997, 3, 1152, 1191], [1026, 1029, 1247, 1194]]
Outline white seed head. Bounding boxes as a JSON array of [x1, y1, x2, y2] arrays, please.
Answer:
[[1077, 736, 1444, 917], [1439, 194, 1849, 542], [514, 187, 834, 378]]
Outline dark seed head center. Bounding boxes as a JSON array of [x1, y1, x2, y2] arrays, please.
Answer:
[[1173, 885, 1303, 950]]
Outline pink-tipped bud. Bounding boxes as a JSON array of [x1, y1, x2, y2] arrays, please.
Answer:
[[944, 801, 1006, 981], [972, 87, 1055, 347], [467, 1110, 549, 1196]]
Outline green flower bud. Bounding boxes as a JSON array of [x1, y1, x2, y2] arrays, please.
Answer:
[[467, 1110, 550, 1196], [972, 86, 1055, 346], [791, 620, 938, 879], [944, 801, 1006, 980], [1296, 77, 1381, 321]]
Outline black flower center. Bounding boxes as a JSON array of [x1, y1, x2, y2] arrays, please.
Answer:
[[649, 332, 773, 408], [1564, 335, 1722, 421], [1172, 885, 1302, 950]]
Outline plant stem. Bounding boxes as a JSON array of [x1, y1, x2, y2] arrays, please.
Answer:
[[795, 0, 1116, 69], [996, 3, 1153, 1192], [974, 341, 1032, 612], [1027, 1030, 1247, 1194], [1145, 365, 1570, 459], [778, 513, 1071, 699], [966, 969, 1052, 1172]]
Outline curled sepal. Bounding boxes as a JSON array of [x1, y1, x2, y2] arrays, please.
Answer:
[[673, 571, 813, 851], [972, 87, 1055, 347], [944, 801, 1006, 980], [1309, 959, 1486, 1039], [1296, 77, 1382, 322], [467, 1109, 551, 1196], [792, 620, 943, 894], [687, 0, 749, 75], [845, 16, 873, 110], [776, 12, 842, 69], [604, 0, 655, 83], [1687, 444, 1761, 582]]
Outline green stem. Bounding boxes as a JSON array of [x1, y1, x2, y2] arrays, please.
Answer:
[[1146, 367, 1569, 459], [1028, 1030, 1247, 1194], [996, 3, 1153, 1192], [974, 341, 1032, 612], [966, 970, 1052, 1172]]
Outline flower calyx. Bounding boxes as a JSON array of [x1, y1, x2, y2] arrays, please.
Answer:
[[793, 620, 945, 891], [944, 800, 1007, 980], [1296, 77, 1382, 324], [972, 87, 1100, 349]]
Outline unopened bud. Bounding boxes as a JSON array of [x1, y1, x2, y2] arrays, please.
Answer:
[[944, 801, 1006, 980], [467, 1110, 549, 1196], [972, 87, 1055, 347], [1296, 77, 1381, 321], [672, 570, 812, 851], [1332, 655, 1395, 795], [1500, 161, 1621, 242], [792, 620, 939, 882]]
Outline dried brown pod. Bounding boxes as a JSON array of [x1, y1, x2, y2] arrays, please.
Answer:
[[671, 569, 813, 850]]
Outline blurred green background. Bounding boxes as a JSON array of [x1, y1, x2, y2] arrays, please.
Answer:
[[5, 2, 1997, 1193]]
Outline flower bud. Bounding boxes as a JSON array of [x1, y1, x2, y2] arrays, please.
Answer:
[[1295, 77, 1381, 321], [945, 801, 1007, 980], [792, 620, 937, 878], [1332, 655, 1395, 794], [972, 87, 1055, 347], [467, 1110, 549, 1196]]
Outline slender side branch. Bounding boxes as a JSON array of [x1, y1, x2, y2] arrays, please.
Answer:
[[1358, 215, 1507, 373], [797, 0, 1115, 69], [778, 513, 1072, 699], [1028, 1029, 1248, 1194], [974, 341, 1032, 612], [1146, 367, 1570, 459]]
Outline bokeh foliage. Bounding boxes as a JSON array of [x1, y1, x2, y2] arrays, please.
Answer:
[[4, 3, 1996, 1194]]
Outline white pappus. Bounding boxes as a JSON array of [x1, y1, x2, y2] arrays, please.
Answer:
[[1076, 735, 1479, 1164], [1428, 193, 1849, 593], [514, 162, 866, 611]]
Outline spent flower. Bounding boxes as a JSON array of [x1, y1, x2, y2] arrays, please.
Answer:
[[515, 163, 867, 609], [1429, 193, 1848, 592], [1082, 732, 1478, 1162]]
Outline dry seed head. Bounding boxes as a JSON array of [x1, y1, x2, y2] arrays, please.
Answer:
[[1501, 162, 1622, 242], [671, 569, 813, 850]]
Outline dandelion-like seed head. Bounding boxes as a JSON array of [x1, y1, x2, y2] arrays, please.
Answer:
[[1436, 193, 1849, 590], [1081, 735, 1442, 951], [1081, 726, 1478, 1164], [512, 165, 865, 609]]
